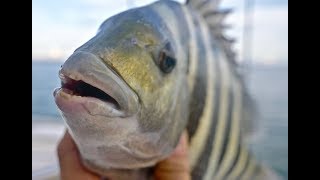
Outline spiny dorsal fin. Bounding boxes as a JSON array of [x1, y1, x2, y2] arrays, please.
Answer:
[[216, 33, 237, 64], [198, 0, 222, 17], [187, 0, 258, 140], [186, 0, 222, 16], [203, 9, 232, 25], [186, 0, 208, 10], [186, 0, 237, 66]]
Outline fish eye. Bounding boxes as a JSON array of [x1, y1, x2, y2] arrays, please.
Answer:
[[159, 51, 176, 73]]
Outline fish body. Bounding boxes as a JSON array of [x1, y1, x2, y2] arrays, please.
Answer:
[[54, 0, 279, 179]]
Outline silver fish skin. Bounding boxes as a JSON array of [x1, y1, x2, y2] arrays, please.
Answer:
[[54, 0, 280, 179]]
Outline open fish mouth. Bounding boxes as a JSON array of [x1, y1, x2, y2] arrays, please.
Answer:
[[59, 73, 120, 110], [53, 51, 139, 118]]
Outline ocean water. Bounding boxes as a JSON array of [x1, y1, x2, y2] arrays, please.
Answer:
[[248, 66, 288, 179], [32, 62, 63, 120], [32, 61, 288, 179]]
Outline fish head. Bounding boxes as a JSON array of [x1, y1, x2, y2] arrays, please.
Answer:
[[54, 1, 191, 174]]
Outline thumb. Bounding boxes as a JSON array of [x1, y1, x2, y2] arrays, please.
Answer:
[[57, 130, 100, 180], [153, 131, 191, 180]]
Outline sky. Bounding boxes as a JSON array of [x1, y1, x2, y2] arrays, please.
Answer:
[[32, 0, 288, 65]]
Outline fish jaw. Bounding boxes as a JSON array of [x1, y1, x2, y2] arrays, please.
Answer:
[[54, 51, 140, 118], [54, 88, 125, 117], [53, 51, 174, 172]]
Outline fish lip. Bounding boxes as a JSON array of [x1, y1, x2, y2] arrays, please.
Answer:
[[54, 87, 126, 118], [54, 51, 140, 118]]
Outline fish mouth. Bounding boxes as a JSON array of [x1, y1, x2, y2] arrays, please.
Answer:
[[59, 74, 120, 110], [54, 51, 139, 118]]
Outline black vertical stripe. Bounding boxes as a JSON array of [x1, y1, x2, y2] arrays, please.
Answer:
[[241, 158, 257, 180], [191, 85, 220, 179], [196, 0, 210, 9], [238, 151, 251, 179], [222, 142, 241, 179], [196, 0, 220, 10], [191, 46, 221, 180], [217, 85, 234, 166], [186, 44, 190, 74], [186, 13, 208, 139], [164, 2, 191, 73], [164, 1, 190, 46]]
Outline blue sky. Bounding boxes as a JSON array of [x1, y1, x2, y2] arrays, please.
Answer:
[[32, 0, 288, 65]]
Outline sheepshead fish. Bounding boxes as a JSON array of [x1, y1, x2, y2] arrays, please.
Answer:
[[54, 0, 279, 179]]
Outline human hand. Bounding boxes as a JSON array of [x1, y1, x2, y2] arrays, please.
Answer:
[[57, 130, 101, 180], [153, 131, 190, 180], [57, 130, 190, 180]]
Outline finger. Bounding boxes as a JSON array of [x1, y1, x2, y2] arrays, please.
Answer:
[[57, 130, 100, 180], [153, 131, 191, 180]]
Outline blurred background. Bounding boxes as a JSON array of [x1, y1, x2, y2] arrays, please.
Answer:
[[32, 0, 288, 179]]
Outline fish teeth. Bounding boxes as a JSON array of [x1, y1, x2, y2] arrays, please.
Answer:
[[63, 88, 74, 95], [68, 73, 80, 81], [59, 73, 67, 84]]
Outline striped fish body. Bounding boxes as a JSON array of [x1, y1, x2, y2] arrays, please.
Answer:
[[54, 0, 280, 179], [148, 1, 278, 179]]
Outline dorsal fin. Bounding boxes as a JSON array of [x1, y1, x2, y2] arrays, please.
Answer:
[[186, 0, 258, 140], [186, 0, 237, 66], [203, 9, 232, 25], [187, 0, 221, 13]]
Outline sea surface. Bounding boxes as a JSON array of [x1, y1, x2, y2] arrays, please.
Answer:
[[32, 61, 288, 179]]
